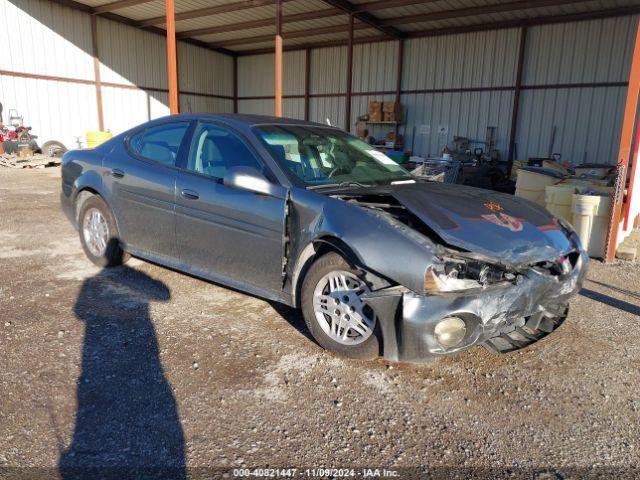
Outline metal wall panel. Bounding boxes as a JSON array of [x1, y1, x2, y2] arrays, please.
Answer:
[[403, 28, 521, 90], [238, 98, 304, 118], [523, 15, 638, 85], [178, 42, 233, 96], [0, 74, 98, 149], [311, 46, 347, 94], [101, 86, 169, 137], [516, 86, 627, 164], [238, 50, 306, 96], [401, 90, 515, 158], [0, 0, 94, 80], [310, 96, 346, 129], [179, 94, 233, 115], [97, 16, 168, 89], [514, 16, 638, 164], [352, 41, 398, 93]]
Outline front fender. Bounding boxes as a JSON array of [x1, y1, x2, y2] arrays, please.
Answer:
[[287, 188, 441, 303]]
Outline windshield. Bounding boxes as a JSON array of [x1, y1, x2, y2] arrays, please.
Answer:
[[254, 125, 414, 187]]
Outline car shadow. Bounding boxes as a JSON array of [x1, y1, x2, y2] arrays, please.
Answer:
[[579, 288, 640, 316], [268, 301, 314, 342], [59, 266, 186, 480]]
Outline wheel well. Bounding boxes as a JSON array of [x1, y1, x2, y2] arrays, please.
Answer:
[[292, 237, 361, 308], [73, 188, 100, 223]]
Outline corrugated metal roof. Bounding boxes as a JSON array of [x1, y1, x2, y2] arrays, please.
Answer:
[[70, 0, 640, 53]]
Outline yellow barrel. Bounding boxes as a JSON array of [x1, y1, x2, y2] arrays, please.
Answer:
[[515, 168, 564, 206], [571, 193, 611, 259], [86, 131, 112, 149], [545, 184, 576, 220]]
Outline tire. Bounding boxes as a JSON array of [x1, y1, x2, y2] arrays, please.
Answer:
[[301, 252, 380, 360], [41, 140, 67, 158], [77, 195, 128, 267]]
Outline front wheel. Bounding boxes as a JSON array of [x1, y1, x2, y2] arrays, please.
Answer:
[[301, 252, 380, 360], [78, 195, 128, 267]]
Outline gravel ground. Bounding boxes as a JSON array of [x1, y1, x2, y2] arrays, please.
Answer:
[[1, 168, 639, 480]]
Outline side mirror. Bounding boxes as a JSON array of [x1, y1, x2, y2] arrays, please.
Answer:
[[223, 166, 275, 196]]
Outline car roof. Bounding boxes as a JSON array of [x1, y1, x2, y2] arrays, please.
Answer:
[[150, 113, 336, 130]]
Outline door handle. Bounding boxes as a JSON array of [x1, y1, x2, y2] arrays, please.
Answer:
[[111, 168, 125, 178], [180, 189, 199, 200]]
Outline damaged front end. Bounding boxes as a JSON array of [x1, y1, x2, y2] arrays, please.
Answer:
[[362, 247, 587, 363], [332, 189, 588, 363]]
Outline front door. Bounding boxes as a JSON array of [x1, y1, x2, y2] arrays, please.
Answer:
[[175, 122, 286, 295], [105, 121, 190, 261]]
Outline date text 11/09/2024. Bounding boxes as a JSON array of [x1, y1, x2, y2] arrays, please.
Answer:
[[232, 468, 400, 477]]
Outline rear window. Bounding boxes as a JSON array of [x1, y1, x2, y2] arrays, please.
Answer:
[[129, 122, 189, 166]]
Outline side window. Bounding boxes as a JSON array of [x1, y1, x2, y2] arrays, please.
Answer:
[[134, 122, 189, 166], [186, 123, 264, 180]]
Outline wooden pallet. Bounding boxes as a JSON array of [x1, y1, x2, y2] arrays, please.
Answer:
[[0, 154, 62, 169]]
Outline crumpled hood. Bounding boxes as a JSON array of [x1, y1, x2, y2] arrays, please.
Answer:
[[389, 182, 574, 265], [334, 181, 575, 266]]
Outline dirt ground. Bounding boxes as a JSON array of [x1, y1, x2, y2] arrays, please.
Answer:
[[1, 167, 639, 480]]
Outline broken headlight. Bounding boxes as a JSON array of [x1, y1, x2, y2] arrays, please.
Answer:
[[424, 256, 517, 293]]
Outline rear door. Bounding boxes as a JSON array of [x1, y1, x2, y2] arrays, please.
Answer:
[[105, 121, 191, 261], [174, 122, 287, 294]]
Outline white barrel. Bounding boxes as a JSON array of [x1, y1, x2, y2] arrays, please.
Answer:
[[571, 194, 611, 259]]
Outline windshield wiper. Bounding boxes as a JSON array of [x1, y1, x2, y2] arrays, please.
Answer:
[[307, 181, 372, 190]]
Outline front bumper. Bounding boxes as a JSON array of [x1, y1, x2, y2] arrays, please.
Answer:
[[363, 250, 588, 363]]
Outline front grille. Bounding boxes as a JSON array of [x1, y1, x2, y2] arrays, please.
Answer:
[[483, 308, 568, 354]]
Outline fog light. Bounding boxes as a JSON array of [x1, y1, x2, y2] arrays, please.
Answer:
[[434, 316, 467, 348]]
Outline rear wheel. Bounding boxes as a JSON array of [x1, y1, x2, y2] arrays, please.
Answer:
[[301, 252, 380, 359], [77, 195, 128, 267]]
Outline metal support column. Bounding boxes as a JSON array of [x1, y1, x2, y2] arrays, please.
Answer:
[[90, 15, 105, 131], [345, 13, 354, 132], [274, 0, 283, 117], [507, 26, 527, 177], [304, 48, 311, 121], [233, 55, 238, 113], [604, 21, 640, 262], [165, 0, 179, 114]]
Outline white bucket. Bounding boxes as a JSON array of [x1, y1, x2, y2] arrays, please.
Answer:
[[571, 193, 611, 258]]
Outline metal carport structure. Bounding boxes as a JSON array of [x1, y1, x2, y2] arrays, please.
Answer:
[[5, 0, 640, 260]]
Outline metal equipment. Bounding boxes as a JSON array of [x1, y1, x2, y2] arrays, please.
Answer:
[[411, 157, 461, 184]]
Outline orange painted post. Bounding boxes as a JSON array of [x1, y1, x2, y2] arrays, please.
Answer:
[[604, 20, 640, 262], [90, 15, 105, 132], [345, 13, 354, 132], [274, 0, 283, 117], [165, 0, 179, 114]]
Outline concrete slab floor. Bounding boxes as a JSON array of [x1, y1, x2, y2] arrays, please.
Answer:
[[0, 168, 639, 479]]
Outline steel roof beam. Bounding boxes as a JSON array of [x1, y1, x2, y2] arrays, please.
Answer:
[[319, 0, 403, 38], [93, 0, 155, 14], [138, 0, 297, 27], [379, 0, 590, 26], [210, 22, 371, 48], [139, 0, 437, 28], [177, 8, 342, 39], [47, 0, 236, 56], [236, 5, 640, 55]]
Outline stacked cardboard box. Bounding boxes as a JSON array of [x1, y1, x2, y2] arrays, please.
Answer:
[[383, 102, 400, 122], [368, 101, 383, 122]]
